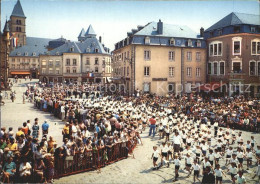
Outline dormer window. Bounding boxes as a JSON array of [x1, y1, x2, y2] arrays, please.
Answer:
[[218, 29, 222, 36], [234, 26, 240, 33], [188, 39, 192, 47], [17, 52, 21, 56], [170, 38, 175, 46], [32, 52, 36, 56], [25, 52, 28, 56], [197, 40, 201, 47], [70, 47, 74, 52], [86, 48, 90, 53], [251, 26, 256, 33], [56, 52, 59, 55], [95, 48, 99, 53], [145, 36, 150, 44]]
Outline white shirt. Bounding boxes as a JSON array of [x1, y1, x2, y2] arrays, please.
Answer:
[[172, 135, 181, 144], [186, 157, 192, 164], [192, 164, 200, 171], [235, 175, 246, 184], [173, 159, 180, 166], [214, 169, 223, 177], [161, 145, 168, 153], [153, 150, 159, 158], [229, 166, 238, 174]]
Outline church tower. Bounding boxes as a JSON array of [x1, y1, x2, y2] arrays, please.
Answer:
[[9, 0, 26, 49]]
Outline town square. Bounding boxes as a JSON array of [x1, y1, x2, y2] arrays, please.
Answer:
[[0, 0, 260, 183]]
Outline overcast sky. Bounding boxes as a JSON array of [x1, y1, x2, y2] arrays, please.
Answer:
[[1, 0, 259, 50]]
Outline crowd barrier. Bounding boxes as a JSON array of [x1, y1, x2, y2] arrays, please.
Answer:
[[54, 140, 137, 179]]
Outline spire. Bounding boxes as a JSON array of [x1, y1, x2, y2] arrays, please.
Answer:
[[3, 20, 9, 32], [84, 25, 96, 38], [11, 0, 26, 18], [78, 28, 85, 38]]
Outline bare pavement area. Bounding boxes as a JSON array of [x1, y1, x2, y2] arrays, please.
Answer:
[[1, 79, 260, 184]]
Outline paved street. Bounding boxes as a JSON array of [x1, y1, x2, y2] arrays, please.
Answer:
[[1, 79, 260, 184], [1, 79, 64, 146]]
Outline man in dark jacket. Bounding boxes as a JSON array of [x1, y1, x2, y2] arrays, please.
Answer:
[[202, 166, 215, 184]]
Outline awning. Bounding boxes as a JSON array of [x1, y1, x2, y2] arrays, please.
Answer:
[[198, 82, 226, 91], [10, 71, 30, 75]]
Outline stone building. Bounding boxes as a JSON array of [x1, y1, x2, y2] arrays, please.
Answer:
[[204, 12, 260, 97], [112, 20, 206, 96]]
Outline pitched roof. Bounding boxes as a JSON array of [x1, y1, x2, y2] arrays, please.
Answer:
[[10, 37, 52, 57], [205, 12, 260, 32], [78, 28, 85, 38], [134, 22, 199, 39], [49, 41, 81, 55], [85, 25, 96, 37], [11, 0, 26, 18]]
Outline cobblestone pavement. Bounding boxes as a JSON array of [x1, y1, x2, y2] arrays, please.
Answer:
[[0, 79, 64, 145], [1, 79, 260, 183]]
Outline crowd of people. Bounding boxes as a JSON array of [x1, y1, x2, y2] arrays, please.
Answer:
[[1, 80, 260, 183]]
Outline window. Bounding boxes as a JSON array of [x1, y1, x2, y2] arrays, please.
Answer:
[[144, 50, 151, 60], [102, 59, 105, 66], [42, 69, 46, 74], [73, 68, 77, 73], [258, 61, 260, 76], [42, 60, 46, 66], [66, 59, 70, 66], [187, 52, 192, 61], [49, 60, 53, 66], [49, 68, 53, 74], [127, 67, 129, 76], [73, 59, 77, 66], [169, 67, 175, 77], [145, 36, 150, 44], [95, 58, 99, 65], [17, 64, 20, 69], [16, 19, 21, 25], [208, 63, 212, 75], [127, 51, 130, 59], [95, 67, 99, 73], [16, 27, 21, 32], [12, 58, 15, 62], [144, 66, 150, 76], [95, 48, 99, 53], [188, 39, 192, 47], [251, 41, 260, 55], [169, 51, 175, 61], [209, 42, 222, 56], [66, 68, 70, 73], [55, 60, 60, 66], [56, 69, 60, 74], [213, 62, 218, 75], [86, 58, 90, 65], [70, 47, 74, 52], [197, 40, 201, 47], [187, 67, 192, 77], [25, 52, 28, 56], [196, 68, 201, 77], [170, 38, 175, 45], [196, 52, 201, 61], [220, 62, 225, 75], [251, 27, 256, 32], [143, 83, 150, 92], [232, 62, 241, 73], [86, 67, 90, 72], [11, 64, 15, 69], [234, 41, 241, 54], [32, 52, 36, 56], [218, 29, 222, 36], [234, 26, 240, 33], [249, 61, 256, 75], [168, 83, 175, 93]]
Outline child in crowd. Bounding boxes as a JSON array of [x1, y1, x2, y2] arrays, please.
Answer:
[[151, 146, 160, 170]]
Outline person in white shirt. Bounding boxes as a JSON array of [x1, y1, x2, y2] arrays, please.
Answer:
[[190, 159, 201, 183], [245, 148, 252, 170], [160, 142, 169, 167], [214, 164, 226, 184], [227, 162, 238, 183], [173, 154, 180, 182], [185, 153, 192, 175], [225, 147, 233, 165], [234, 171, 246, 184], [151, 146, 160, 170]]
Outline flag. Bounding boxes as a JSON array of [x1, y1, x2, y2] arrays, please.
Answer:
[[12, 38, 17, 47], [88, 73, 94, 77]]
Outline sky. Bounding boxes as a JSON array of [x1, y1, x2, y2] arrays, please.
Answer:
[[1, 0, 260, 50]]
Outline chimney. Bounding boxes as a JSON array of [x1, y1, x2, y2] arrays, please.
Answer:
[[99, 36, 102, 43], [157, 19, 163, 35], [108, 48, 110, 53], [200, 27, 204, 37]]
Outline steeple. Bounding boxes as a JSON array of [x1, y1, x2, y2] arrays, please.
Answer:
[[11, 0, 26, 18], [85, 25, 96, 38], [78, 28, 85, 41]]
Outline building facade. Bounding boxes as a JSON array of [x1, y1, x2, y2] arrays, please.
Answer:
[[113, 20, 206, 96], [39, 25, 112, 84], [204, 12, 260, 97]]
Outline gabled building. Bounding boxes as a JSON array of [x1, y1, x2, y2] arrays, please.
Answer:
[[204, 12, 260, 97], [39, 25, 111, 84], [113, 20, 206, 96]]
